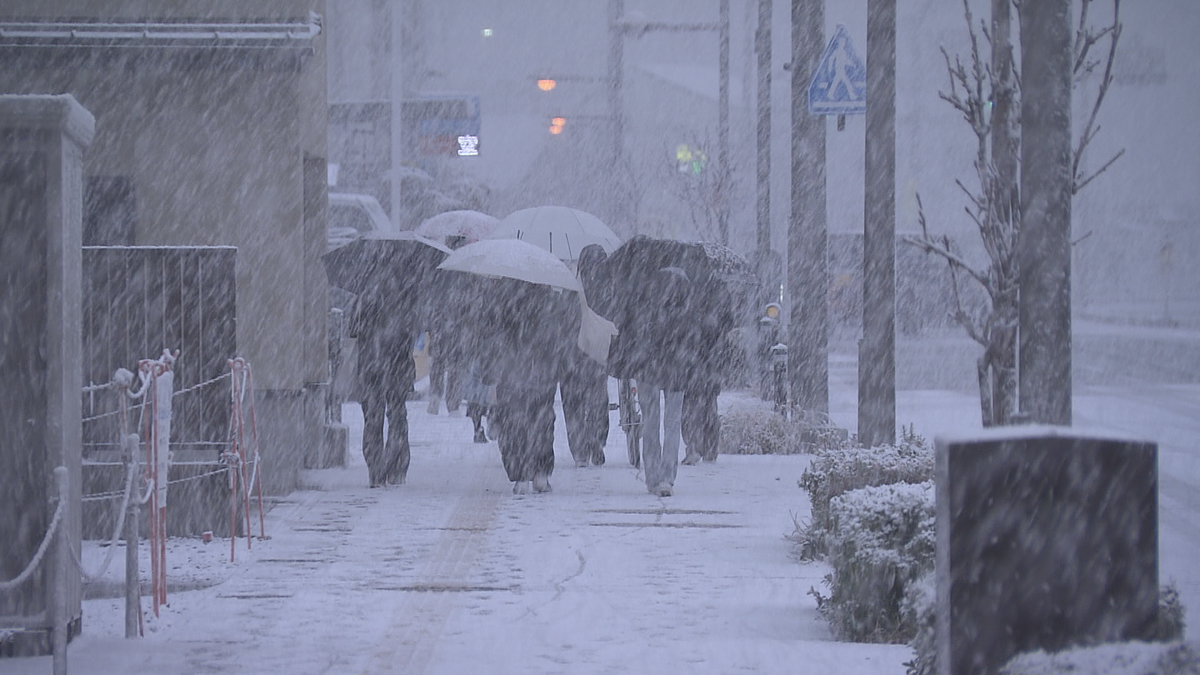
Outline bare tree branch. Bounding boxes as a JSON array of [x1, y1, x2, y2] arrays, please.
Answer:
[[1072, 0, 1123, 193], [1074, 147, 1125, 193]]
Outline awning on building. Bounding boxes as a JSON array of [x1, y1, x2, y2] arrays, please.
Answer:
[[0, 12, 321, 51]]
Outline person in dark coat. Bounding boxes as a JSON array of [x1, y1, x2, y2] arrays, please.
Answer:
[[351, 280, 418, 488], [561, 244, 613, 468], [609, 266, 697, 497], [478, 278, 579, 494], [681, 276, 735, 464]]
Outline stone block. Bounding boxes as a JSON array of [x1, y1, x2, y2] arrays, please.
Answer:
[[936, 427, 1158, 675]]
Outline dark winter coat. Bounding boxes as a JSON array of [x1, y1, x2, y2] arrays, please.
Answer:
[[350, 285, 419, 387], [608, 266, 699, 391], [476, 278, 579, 391]]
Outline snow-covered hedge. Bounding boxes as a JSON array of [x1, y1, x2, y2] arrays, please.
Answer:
[[718, 408, 849, 456], [809, 481, 936, 643], [793, 427, 933, 559]]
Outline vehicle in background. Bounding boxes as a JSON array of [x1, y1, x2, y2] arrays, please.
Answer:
[[327, 191, 397, 252]]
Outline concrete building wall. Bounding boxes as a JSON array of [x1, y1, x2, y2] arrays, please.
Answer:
[[0, 0, 331, 493]]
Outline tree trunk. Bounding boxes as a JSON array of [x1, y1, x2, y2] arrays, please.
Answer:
[[993, 323, 1018, 424], [788, 0, 829, 414], [977, 356, 994, 427], [1018, 0, 1074, 425], [859, 0, 897, 447], [990, 0, 1020, 427]]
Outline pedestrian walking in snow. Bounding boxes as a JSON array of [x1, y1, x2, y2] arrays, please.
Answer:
[[351, 283, 418, 488], [479, 279, 580, 494], [681, 274, 735, 464], [463, 358, 492, 443], [561, 244, 614, 468], [609, 266, 698, 497], [425, 329, 464, 415]]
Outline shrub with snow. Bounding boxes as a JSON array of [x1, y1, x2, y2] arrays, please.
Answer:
[[809, 480, 936, 643], [793, 426, 933, 559], [719, 408, 849, 457]]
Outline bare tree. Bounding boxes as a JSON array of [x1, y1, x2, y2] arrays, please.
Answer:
[[901, 0, 1121, 427]]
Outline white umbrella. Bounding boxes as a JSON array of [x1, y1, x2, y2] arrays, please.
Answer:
[[489, 205, 621, 262], [437, 238, 581, 292], [415, 209, 499, 243]]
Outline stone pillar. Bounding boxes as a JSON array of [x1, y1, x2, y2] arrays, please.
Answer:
[[0, 94, 94, 656], [936, 428, 1158, 675]]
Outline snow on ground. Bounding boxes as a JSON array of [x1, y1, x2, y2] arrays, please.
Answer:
[[11, 363, 1200, 674]]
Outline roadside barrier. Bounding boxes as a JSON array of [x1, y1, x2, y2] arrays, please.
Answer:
[[225, 357, 266, 563], [1, 350, 266, 624]]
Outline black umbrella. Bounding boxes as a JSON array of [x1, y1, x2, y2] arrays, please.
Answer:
[[597, 235, 756, 318], [322, 231, 452, 297]]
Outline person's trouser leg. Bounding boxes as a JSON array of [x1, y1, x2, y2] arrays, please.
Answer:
[[427, 336, 444, 413], [682, 387, 701, 461], [560, 370, 592, 466], [640, 382, 666, 491], [530, 383, 557, 483], [360, 383, 385, 487], [583, 366, 609, 464], [698, 384, 720, 461], [445, 365, 463, 412], [384, 381, 410, 484], [660, 389, 683, 482]]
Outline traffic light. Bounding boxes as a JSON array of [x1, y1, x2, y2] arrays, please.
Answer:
[[549, 117, 565, 135], [676, 143, 707, 175]]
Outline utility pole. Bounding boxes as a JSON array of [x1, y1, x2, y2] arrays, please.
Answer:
[[607, 0, 627, 232], [755, 0, 772, 257], [753, 0, 781, 312], [718, 0, 731, 245], [389, 0, 405, 229], [789, 0, 829, 414], [859, 0, 896, 447], [390, 0, 423, 229], [1018, 0, 1073, 425]]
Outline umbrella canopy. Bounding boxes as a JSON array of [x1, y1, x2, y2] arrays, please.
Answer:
[[415, 209, 499, 244], [489, 205, 621, 262], [602, 235, 754, 286], [322, 231, 452, 297], [596, 234, 757, 327], [437, 238, 581, 292]]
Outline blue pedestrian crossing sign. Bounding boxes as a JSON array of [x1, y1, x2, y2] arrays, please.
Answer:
[[808, 24, 867, 115]]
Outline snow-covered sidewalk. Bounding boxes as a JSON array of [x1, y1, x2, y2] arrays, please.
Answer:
[[12, 367, 1200, 674], [16, 393, 908, 675]]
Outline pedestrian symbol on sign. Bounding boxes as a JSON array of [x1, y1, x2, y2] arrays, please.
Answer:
[[808, 24, 867, 116]]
